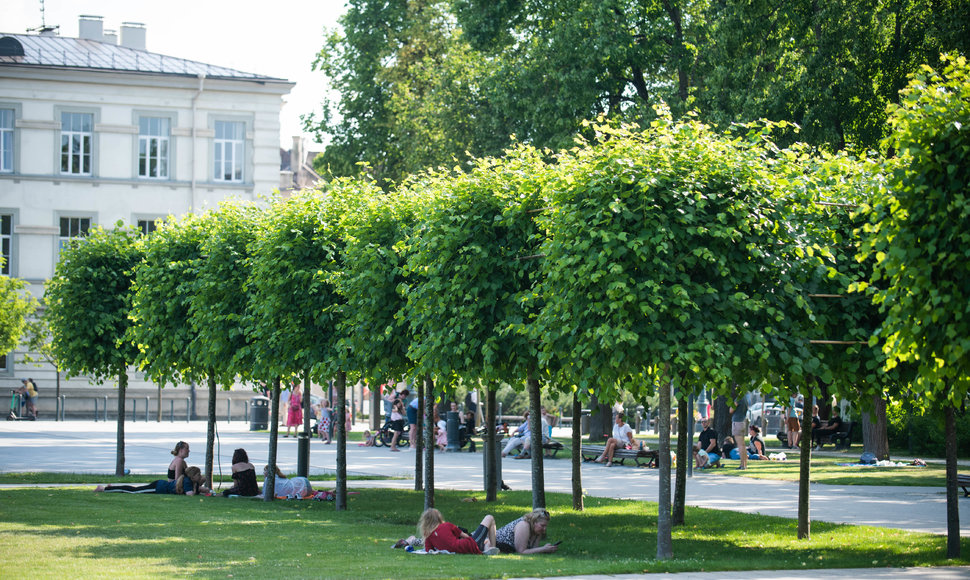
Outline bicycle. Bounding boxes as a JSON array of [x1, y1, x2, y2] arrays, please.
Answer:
[[373, 419, 410, 448]]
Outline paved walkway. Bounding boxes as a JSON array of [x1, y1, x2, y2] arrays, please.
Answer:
[[2, 420, 969, 580]]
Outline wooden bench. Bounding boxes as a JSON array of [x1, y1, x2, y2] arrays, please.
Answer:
[[507, 439, 566, 458], [580, 444, 659, 467], [958, 473, 970, 497], [813, 421, 853, 450]]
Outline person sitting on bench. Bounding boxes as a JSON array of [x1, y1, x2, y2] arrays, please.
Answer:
[[595, 412, 635, 467], [813, 407, 844, 450]]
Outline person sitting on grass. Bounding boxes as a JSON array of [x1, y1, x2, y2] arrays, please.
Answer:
[[222, 448, 259, 497], [495, 508, 558, 554], [595, 412, 635, 467], [168, 441, 190, 480], [96, 466, 209, 495], [746, 425, 768, 460], [418, 508, 500, 555], [693, 442, 710, 468]]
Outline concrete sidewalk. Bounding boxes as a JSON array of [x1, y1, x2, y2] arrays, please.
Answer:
[[2, 419, 967, 537], [3, 420, 969, 580]]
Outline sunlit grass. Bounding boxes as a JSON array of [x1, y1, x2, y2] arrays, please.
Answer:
[[0, 487, 965, 579]]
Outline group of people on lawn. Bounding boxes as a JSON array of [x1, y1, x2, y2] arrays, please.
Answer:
[[94, 442, 317, 499]]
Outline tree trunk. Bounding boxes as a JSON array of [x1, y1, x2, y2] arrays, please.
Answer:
[[713, 395, 731, 444], [656, 376, 673, 559], [945, 403, 960, 558], [862, 392, 890, 460], [205, 375, 217, 488], [673, 395, 689, 526], [587, 393, 611, 442], [527, 368, 545, 509], [414, 377, 425, 491], [424, 377, 435, 510], [335, 371, 348, 511], [797, 385, 813, 539], [571, 390, 584, 511], [265, 377, 281, 501], [485, 386, 498, 501], [115, 369, 127, 477]]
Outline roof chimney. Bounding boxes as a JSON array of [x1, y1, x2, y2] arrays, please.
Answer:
[[120, 22, 146, 50], [78, 15, 104, 42], [103, 29, 118, 45]]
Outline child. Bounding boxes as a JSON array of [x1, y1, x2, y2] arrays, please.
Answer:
[[361, 430, 376, 447], [317, 399, 333, 444]]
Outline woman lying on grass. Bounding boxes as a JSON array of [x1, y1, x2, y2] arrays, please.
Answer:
[[418, 508, 499, 554], [95, 466, 210, 496]]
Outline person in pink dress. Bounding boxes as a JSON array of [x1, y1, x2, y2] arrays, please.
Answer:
[[285, 382, 303, 437]]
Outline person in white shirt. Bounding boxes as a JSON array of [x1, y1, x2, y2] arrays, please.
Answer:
[[595, 413, 635, 467]]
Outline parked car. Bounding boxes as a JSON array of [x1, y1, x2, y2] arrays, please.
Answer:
[[747, 401, 802, 429]]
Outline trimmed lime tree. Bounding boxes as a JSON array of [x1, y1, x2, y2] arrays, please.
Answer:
[[128, 213, 217, 483], [403, 147, 549, 506], [863, 53, 970, 558], [535, 118, 806, 558], [46, 223, 142, 475], [337, 182, 428, 490]]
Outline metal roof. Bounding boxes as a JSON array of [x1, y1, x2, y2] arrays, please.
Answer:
[[0, 33, 288, 82]]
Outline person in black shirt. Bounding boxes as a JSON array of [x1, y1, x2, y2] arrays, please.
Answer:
[[813, 408, 844, 450], [698, 418, 721, 467]]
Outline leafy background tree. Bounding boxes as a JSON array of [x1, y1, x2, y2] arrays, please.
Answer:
[[0, 269, 35, 364]]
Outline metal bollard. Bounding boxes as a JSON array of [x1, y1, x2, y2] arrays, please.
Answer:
[[226, 398, 231, 423], [60, 395, 66, 421], [94, 397, 99, 422], [131, 398, 137, 422], [145, 396, 150, 422], [186, 398, 190, 423], [244, 401, 249, 423], [104, 396, 108, 422], [170, 399, 175, 423]]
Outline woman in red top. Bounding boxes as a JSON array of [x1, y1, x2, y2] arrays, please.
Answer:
[[418, 508, 498, 554]]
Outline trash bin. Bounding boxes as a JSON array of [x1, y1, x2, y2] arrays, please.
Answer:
[[250, 396, 269, 431]]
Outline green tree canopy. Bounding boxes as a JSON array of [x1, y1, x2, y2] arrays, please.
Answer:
[[47, 224, 141, 383], [0, 272, 34, 357]]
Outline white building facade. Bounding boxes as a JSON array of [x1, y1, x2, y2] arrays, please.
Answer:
[[0, 17, 294, 418]]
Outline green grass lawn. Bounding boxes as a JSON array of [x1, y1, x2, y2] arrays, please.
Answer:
[[0, 487, 965, 579]]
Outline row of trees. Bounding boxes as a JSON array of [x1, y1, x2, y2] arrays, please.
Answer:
[[42, 55, 968, 559], [309, 0, 970, 185]]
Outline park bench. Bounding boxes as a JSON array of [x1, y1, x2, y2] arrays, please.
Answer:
[[580, 444, 658, 467], [817, 421, 854, 450], [506, 439, 566, 458], [958, 473, 970, 497]]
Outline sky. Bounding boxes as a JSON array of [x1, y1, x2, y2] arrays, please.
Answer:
[[5, 0, 346, 149]]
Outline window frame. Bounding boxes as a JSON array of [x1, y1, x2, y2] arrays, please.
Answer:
[[210, 116, 251, 184], [0, 211, 13, 276], [133, 111, 177, 180], [54, 107, 99, 178], [57, 215, 93, 254], [0, 102, 22, 174]]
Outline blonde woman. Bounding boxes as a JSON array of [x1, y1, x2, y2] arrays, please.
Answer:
[[495, 508, 558, 554], [418, 508, 498, 554]]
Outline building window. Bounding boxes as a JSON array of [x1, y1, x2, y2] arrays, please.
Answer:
[[214, 120, 244, 182], [59, 217, 90, 251], [0, 109, 12, 173], [138, 117, 170, 179], [137, 219, 158, 235], [1, 214, 11, 275], [0, 354, 6, 372], [61, 112, 93, 175]]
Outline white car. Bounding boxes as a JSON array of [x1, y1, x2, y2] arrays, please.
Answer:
[[747, 402, 802, 426]]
